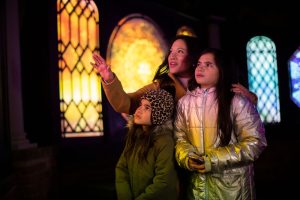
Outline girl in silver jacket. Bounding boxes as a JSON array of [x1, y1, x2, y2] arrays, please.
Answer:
[[174, 48, 267, 200]]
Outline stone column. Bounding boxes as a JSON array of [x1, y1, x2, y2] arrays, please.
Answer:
[[6, 0, 36, 150]]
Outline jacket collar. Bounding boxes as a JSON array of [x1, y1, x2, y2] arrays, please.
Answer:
[[188, 86, 216, 96]]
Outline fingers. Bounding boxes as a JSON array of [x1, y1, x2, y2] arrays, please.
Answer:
[[231, 83, 248, 95]]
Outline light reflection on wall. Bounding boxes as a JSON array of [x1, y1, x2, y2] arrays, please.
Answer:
[[107, 14, 167, 93], [57, 0, 103, 138]]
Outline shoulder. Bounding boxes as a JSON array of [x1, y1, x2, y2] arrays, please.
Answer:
[[231, 94, 257, 113], [153, 121, 174, 146], [154, 134, 175, 151], [177, 89, 198, 104]]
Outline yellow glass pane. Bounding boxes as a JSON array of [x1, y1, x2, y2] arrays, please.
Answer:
[[57, 14, 61, 41], [79, 15, 87, 48], [79, 118, 87, 129], [79, 0, 86, 9], [75, 5, 82, 15], [70, 13, 79, 47], [66, 2, 73, 14], [76, 46, 83, 56], [63, 45, 78, 70], [90, 72, 100, 102], [62, 68, 72, 104], [78, 102, 86, 113], [61, 10, 70, 45], [83, 104, 98, 128], [81, 71, 90, 102], [81, 49, 93, 72], [83, 6, 91, 18], [59, 68, 63, 99], [65, 102, 81, 129], [72, 69, 81, 104], [88, 17, 97, 50], [70, 0, 77, 7], [58, 43, 65, 57]]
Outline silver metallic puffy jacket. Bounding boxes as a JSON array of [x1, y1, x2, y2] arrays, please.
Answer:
[[174, 87, 267, 200]]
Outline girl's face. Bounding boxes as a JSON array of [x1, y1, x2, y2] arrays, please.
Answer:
[[134, 99, 152, 126], [168, 39, 190, 77], [195, 53, 219, 89]]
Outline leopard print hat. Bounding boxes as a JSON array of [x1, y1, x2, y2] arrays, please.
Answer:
[[141, 89, 174, 125]]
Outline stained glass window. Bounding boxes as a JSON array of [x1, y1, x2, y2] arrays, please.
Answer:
[[57, 0, 103, 137], [106, 14, 167, 93], [288, 48, 300, 108], [246, 36, 281, 123]]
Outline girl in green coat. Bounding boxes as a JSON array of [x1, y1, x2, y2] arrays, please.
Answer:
[[115, 88, 178, 200]]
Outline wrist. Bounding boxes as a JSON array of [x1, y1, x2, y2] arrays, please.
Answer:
[[102, 73, 115, 84]]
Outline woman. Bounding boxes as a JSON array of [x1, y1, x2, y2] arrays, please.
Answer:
[[91, 35, 257, 115], [174, 48, 267, 199]]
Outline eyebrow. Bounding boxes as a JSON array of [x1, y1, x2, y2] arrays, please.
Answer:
[[170, 47, 187, 51]]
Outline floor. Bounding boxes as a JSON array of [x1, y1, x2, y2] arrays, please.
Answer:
[[57, 136, 299, 200]]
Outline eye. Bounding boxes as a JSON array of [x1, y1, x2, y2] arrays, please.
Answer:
[[145, 105, 151, 110]]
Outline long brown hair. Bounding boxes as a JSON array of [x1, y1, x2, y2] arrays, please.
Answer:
[[123, 124, 155, 163], [189, 48, 234, 146]]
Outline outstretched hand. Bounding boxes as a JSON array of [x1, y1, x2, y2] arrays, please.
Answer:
[[231, 83, 258, 105], [90, 53, 114, 82]]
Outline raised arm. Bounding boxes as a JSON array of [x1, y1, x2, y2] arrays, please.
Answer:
[[91, 52, 158, 114]]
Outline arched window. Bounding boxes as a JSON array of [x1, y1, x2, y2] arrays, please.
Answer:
[[57, 0, 103, 138], [106, 13, 167, 93], [288, 48, 300, 108], [246, 36, 281, 123]]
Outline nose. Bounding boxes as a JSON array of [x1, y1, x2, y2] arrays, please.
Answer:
[[196, 65, 205, 71], [135, 106, 143, 114], [169, 51, 177, 58]]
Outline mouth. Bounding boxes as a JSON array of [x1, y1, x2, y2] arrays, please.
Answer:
[[196, 74, 204, 78], [169, 62, 177, 68]]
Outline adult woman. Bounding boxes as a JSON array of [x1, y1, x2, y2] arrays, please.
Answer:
[[91, 35, 257, 115]]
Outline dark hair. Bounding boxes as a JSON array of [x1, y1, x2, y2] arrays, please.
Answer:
[[189, 48, 234, 146], [123, 124, 154, 163], [152, 35, 202, 89]]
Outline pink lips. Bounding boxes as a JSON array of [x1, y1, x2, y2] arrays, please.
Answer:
[[169, 61, 177, 68]]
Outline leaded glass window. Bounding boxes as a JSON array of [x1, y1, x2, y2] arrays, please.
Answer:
[[288, 48, 300, 108], [246, 36, 281, 123], [57, 0, 103, 138], [106, 14, 167, 93]]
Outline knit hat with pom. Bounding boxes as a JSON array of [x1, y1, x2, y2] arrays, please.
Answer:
[[140, 89, 174, 125]]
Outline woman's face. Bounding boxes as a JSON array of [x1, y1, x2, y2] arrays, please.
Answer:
[[195, 53, 219, 89], [168, 39, 190, 77]]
